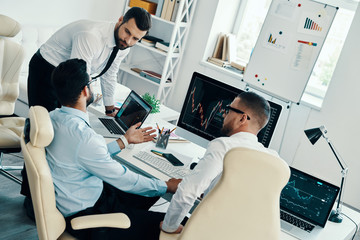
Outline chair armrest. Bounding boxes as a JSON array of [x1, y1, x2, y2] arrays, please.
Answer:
[[70, 213, 130, 230], [159, 231, 181, 240]]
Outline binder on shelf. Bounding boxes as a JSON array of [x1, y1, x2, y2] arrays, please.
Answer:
[[155, 0, 165, 17], [164, 0, 176, 21], [170, 0, 181, 22], [160, 0, 170, 19], [129, 0, 157, 15]]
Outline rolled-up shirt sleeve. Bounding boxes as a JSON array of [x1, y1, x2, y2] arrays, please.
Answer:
[[78, 134, 167, 197], [162, 139, 226, 232]]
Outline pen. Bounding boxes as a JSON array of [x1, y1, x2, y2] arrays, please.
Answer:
[[151, 150, 164, 157], [161, 127, 164, 134], [169, 127, 176, 134], [156, 123, 160, 133]]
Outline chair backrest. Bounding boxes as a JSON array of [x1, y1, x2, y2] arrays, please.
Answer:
[[179, 147, 290, 240], [20, 106, 67, 240], [0, 14, 25, 115]]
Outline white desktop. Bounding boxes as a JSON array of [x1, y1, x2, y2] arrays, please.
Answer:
[[89, 80, 360, 240]]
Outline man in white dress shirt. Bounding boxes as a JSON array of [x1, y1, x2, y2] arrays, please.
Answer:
[[160, 91, 282, 233], [22, 7, 151, 209]]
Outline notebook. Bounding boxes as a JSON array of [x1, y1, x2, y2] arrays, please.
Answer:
[[92, 90, 152, 138], [280, 167, 340, 240]]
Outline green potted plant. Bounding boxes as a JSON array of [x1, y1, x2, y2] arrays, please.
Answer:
[[142, 92, 160, 113]]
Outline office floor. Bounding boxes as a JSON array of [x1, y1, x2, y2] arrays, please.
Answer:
[[1, 153, 360, 240]]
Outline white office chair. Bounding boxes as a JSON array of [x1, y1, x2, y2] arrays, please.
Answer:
[[160, 147, 290, 240], [0, 14, 26, 184], [21, 106, 131, 240]]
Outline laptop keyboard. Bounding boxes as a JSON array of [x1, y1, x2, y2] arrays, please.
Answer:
[[133, 151, 191, 178], [280, 210, 315, 233], [99, 118, 123, 134]]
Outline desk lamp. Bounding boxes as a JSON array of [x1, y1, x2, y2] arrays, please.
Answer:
[[304, 125, 348, 223]]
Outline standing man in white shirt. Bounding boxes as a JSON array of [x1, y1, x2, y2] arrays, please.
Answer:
[[22, 7, 150, 206], [160, 91, 284, 233]]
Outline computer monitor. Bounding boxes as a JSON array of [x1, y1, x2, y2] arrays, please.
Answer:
[[177, 72, 282, 147]]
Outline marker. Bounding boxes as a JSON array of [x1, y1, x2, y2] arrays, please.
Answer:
[[151, 150, 163, 157]]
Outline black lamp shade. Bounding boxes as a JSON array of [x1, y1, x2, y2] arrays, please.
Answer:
[[304, 127, 323, 145]]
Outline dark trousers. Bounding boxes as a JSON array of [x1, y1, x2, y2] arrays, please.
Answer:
[[65, 182, 165, 240], [21, 50, 59, 199]]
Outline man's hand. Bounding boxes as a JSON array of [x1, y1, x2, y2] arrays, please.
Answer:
[[160, 221, 183, 234], [105, 105, 117, 117], [166, 178, 182, 193], [124, 122, 157, 144]]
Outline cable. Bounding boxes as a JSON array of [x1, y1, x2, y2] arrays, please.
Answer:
[[152, 200, 169, 207], [341, 212, 358, 240]]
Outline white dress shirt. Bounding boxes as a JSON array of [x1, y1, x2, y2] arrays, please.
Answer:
[[46, 106, 167, 217], [40, 20, 130, 106], [162, 132, 280, 232]]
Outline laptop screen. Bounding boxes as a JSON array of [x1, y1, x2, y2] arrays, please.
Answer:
[[280, 167, 340, 227], [115, 91, 152, 131]]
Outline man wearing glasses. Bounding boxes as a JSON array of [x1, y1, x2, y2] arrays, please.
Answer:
[[160, 91, 282, 234]]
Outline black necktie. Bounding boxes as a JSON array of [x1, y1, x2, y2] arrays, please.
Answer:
[[92, 47, 119, 80]]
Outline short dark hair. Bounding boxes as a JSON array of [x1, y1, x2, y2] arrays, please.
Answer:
[[237, 91, 270, 130], [123, 7, 152, 32], [51, 59, 89, 106]]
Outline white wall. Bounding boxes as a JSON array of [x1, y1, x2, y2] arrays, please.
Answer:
[[0, 0, 126, 25], [168, 0, 360, 209]]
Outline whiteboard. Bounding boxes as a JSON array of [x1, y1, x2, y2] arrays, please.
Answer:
[[243, 0, 337, 103]]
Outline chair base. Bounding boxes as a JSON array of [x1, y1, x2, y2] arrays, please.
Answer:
[[0, 152, 22, 184]]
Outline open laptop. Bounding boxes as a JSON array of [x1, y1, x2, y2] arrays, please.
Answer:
[[92, 90, 152, 138], [280, 167, 340, 240]]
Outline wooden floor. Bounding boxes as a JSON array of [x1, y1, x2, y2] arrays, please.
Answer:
[[0, 153, 37, 240]]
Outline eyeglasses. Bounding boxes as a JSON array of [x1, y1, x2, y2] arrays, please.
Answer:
[[224, 105, 250, 120]]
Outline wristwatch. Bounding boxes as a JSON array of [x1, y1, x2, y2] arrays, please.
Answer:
[[119, 135, 129, 148], [105, 108, 116, 114]]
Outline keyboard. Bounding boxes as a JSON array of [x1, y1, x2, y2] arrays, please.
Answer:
[[99, 118, 123, 134], [280, 210, 315, 233], [133, 151, 191, 178]]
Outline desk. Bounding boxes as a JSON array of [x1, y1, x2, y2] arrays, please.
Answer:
[[94, 112, 360, 240]]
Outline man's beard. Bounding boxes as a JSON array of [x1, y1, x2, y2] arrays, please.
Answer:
[[114, 25, 129, 50], [86, 86, 94, 107], [220, 123, 231, 136]]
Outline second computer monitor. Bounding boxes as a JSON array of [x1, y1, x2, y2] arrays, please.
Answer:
[[177, 72, 282, 147]]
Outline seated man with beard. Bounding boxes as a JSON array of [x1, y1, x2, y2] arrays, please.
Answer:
[[47, 58, 180, 240], [160, 91, 282, 233]]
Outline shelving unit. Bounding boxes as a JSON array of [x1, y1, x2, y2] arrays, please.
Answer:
[[119, 0, 197, 104]]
